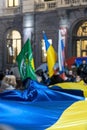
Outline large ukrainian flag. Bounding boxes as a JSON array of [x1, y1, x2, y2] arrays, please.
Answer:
[[0, 79, 87, 130], [48, 80, 87, 130]]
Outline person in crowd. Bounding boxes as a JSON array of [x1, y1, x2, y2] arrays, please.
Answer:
[[49, 63, 64, 85], [77, 59, 87, 79], [9, 64, 20, 79], [35, 68, 50, 85], [64, 62, 69, 76], [71, 63, 77, 77], [75, 75, 82, 82], [5, 68, 10, 75], [36, 75, 42, 83], [66, 69, 76, 82], [0, 75, 17, 92]]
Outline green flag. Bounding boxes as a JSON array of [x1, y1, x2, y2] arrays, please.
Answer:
[[16, 38, 37, 81]]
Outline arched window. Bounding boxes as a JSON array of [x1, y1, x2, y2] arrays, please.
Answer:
[[6, 30, 21, 64], [76, 22, 87, 57]]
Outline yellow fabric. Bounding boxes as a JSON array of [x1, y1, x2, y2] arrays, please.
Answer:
[[49, 81, 87, 98], [47, 81, 87, 130], [47, 100, 87, 130], [47, 45, 57, 77]]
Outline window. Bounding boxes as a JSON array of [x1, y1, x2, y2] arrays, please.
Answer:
[[6, 30, 21, 64], [47, 2, 56, 8], [76, 22, 87, 57], [6, 0, 19, 7]]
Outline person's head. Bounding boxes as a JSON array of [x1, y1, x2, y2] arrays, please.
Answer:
[[65, 62, 68, 67], [82, 60, 86, 64], [75, 75, 81, 82], [68, 70, 73, 75], [36, 75, 42, 82], [2, 75, 17, 87]]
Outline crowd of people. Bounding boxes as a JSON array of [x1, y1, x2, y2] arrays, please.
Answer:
[[0, 59, 87, 92], [0, 67, 22, 92], [64, 59, 87, 84], [37, 59, 87, 86]]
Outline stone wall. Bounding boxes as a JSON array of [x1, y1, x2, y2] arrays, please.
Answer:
[[0, 15, 23, 70]]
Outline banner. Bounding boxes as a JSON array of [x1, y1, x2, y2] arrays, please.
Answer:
[[16, 38, 36, 81], [43, 32, 57, 77]]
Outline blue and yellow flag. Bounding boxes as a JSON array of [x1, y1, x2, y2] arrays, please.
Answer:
[[16, 38, 37, 81], [43, 32, 57, 77], [0, 79, 87, 130]]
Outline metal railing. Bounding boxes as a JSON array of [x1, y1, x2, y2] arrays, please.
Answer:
[[3, 6, 21, 16], [34, 1, 57, 11], [1, 0, 87, 15], [34, 0, 87, 11]]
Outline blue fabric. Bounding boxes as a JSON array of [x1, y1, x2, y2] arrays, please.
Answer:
[[75, 57, 87, 67], [0, 79, 85, 130], [43, 32, 50, 50]]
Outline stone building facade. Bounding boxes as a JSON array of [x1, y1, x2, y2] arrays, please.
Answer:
[[0, 0, 87, 71]]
